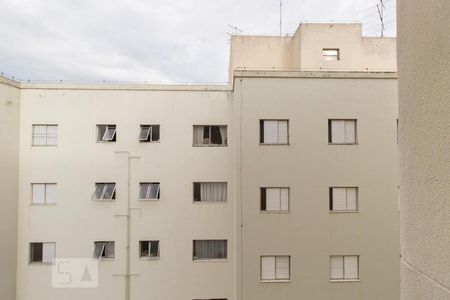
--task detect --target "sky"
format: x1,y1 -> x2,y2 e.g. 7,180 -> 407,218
0,0 -> 396,83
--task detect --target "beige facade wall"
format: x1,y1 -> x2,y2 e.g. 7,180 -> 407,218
15,85 -> 236,300
235,72 -> 399,300
0,77 -> 20,300
229,23 -> 397,81
398,0 -> 450,299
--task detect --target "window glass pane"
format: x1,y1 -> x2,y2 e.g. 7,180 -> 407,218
193,126 -> 204,145
210,126 -> 222,144
330,256 -> 344,279
140,241 -> 149,257
103,127 -> 116,141
263,121 -> 278,144
149,241 -> 159,257
275,256 -> 290,279
261,256 -> 276,280
345,120 -> 356,143
94,184 -> 105,200
346,188 -> 358,210
97,125 -> 106,141
46,125 -> 58,145
266,188 -> 281,211
93,242 -> 105,259
45,184 -> 57,204
344,256 -> 359,279
103,184 -> 116,199
139,183 -> 149,199
332,188 -> 347,211
193,240 -> 227,260
151,125 -> 160,141
148,183 -> 160,199
32,125 -> 47,145
199,182 -> 227,202
32,184 -> 46,204
280,188 -> 289,211
42,243 -> 55,263
105,242 -> 115,258
139,126 -> 151,141
203,126 -> 210,141
30,243 -> 43,263
277,121 -> 288,144
331,120 -> 346,143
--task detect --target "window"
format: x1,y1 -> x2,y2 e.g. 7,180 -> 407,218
92,183 -> 116,200
193,182 -> 227,203
32,125 -> 58,146
193,125 -> 227,146
260,188 -> 289,212
31,183 -> 57,204
193,240 -> 227,260
30,242 -> 55,263
93,241 -> 115,259
328,119 -> 357,144
329,187 -> 358,211
139,183 -> 160,200
261,256 -> 290,281
139,125 -> 160,142
322,48 -> 340,61
259,120 -> 288,144
97,125 -> 116,142
330,255 -> 359,281
139,240 -> 160,259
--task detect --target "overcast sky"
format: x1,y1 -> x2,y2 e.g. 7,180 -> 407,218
0,0 -> 396,83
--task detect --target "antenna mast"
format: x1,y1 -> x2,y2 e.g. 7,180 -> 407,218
279,0 -> 283,35
377,0 -> 386,37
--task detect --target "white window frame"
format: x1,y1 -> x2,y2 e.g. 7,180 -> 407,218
260,255 -> 291,281
260,187 -> 290,212
92,183 -> 116,201
139,125 -> 160,142
32,124 -> 58,146
139,240 -> 160,259
322,48 -> 340,61
259,119 -> 289,145
29,242 -> 56,264
329,187 -> 359,212
138,183 -> 160,200
31,183 -> 57,205
92,241 -> 115,260
330,255 -> 360,281
97,125 -> 116,142
328,119 -> 357,145
193,125 -> 228,147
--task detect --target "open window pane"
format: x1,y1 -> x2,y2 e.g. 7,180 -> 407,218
139,183 -> 160,200
93,242 -> 105,259
103,127 -> 116,141
139,126 -> 151,141
93,183 -> 116,200
98,125 -> 116,142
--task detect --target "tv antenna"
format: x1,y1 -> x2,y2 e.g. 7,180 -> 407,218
377,0 -> 386,37
226,24 -> 243,36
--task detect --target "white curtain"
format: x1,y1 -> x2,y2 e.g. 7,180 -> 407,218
263,121 -> 278,144
193,126 -> 204,145
266,188 -> 281,211
331,120 -> 346,143
345,120 -> 356,143
219,126 -> 227,145
346,188 -> 358,210
275,256 -> 290,279
280,188 -> 289,211
344,256 -> 359,279
330,256 -> 344,279
200,182 -> 227,202
194,240 -> 227,259
45,184 -> 57,204
332,188 -> 347,211
277,121 -> 288,144
261,256 -> 276,280
42,243 -> 56,263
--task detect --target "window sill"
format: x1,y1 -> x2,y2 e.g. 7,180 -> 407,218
29,262 -> 54,265
31,203 -> 57,206
259,143 -> 290,146
31,144 -> 58,147
330,279 -> 360,283
260,210 -> 289,214
193,201 -> 227,204
138,198 -> 160,201
329,210 -> 359,214
328,143 -> 358,145
139,141 -> 160,143
193,144 -> 228,147
139,257 -> 160,260
92,199 -> 116,202
260,279 -> 291,283
192,259 -> 228,262
97,258 -> 115,261
96,141 -> 116,143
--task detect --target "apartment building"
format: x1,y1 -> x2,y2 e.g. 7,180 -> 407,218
0,23 -> 399,300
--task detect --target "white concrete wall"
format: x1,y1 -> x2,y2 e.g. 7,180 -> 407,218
0,76 -> 20,300
235,72 -> 399,300
16,85 -> 236,300
398,0 -> 450,299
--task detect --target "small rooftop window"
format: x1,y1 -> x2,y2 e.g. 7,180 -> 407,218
322,49 -> 340,61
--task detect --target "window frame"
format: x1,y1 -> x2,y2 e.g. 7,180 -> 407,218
139,124 -> 160,143
260,187 -> 290,213
260,255 -> 291,282
193,182 -> 228,203
193,125 -> 228,147
329,187 -> 359,212
92,241 -> 115,260
330,255 -> 360,281
322,48 -> 340,61
259,119 -> 289,145
29,242 -> 56,264
31,183 -> 57,205
92,183 -> 117,201
31,124 -> 58,146
328,119 -> 358,145
139,240 -> 160,259
138,182 -> 161,201
192,240 -> 228,261
97,124 -> 117,143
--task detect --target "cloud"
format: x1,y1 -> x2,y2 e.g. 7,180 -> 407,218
0,0 -> 396,83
